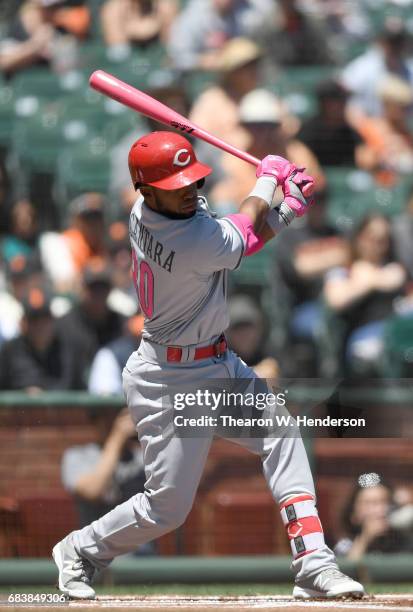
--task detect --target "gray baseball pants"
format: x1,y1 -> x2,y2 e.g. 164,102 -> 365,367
73,339 -> 336,581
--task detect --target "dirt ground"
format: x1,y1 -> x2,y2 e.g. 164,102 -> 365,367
1,594 -> 413,612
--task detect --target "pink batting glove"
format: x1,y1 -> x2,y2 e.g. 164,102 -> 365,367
282,169 -> 315,217
256,155 -> 297,184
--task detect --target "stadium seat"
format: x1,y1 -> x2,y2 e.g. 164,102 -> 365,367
11,108 -> 63,175
56,137 -> 111,203
78,40 -> 167,75
184,71 -> 219,103
315,299 -> 348,379
60,91 -> 108,133
0,85 -> 15,148
103,111 -> 145,145
324,167 -> 412,232
77,40 -> 111,71
381,315 -> 413,378
12,68 -> 65,101
231,242 -> 275,291
270,66 -> 337,119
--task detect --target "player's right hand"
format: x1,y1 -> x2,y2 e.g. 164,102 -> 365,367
256,155 -> 296,184
281,168 -> 315,217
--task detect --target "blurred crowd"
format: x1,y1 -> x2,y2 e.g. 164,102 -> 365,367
334,472 -> 413,558
1,0 -> 413,390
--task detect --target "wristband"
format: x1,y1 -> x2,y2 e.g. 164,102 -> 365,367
266,203 -> 295,235
247,176 -> 277,207
278,201 -> 296,226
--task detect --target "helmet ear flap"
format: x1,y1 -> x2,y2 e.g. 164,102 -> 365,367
197,178 -> 205,189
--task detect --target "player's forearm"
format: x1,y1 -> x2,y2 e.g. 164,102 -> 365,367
258,203 -> 296,245
239,195 -> 272,234
239,176 -> 278,230
73,435 -> 124,501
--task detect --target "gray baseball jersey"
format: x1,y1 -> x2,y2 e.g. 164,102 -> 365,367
129,195 -> 246,345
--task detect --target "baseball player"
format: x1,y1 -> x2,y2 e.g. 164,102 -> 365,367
53,132 -> 365,600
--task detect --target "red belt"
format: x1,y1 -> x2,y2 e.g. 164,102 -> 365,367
166,335 -> 227,363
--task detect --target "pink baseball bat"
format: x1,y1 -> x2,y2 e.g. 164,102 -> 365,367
89,70 -> 260,167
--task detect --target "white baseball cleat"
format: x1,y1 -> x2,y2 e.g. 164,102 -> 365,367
293,567 -> 366,599
52,534 -> 96,599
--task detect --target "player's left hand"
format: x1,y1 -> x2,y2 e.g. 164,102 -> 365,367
282,167 -> 315,217
256,155 -> 296,184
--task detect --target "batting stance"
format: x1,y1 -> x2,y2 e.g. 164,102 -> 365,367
53,132 -> 365,600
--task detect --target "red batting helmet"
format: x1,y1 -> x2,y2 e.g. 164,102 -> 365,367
128,131 -> 212,191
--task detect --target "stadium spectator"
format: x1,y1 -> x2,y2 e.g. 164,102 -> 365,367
40,193 -> 108,293
0,0 -> 90,78
335,474 -> 413,559
341,16 -> 413,117
354,75 -> 413,183
392,187 -> 413,279
301,0 -> 370,54
271,189 -> 349,376
1,198 -> 39,263
299,80 -> 360,167
101,0 -> 178,60
264,0 -> 334,66
88,315 -> 143,395
324,214 -> 407,374
0,255 -> 44,344
0,285 -> 86,391
226,294 -> 279,380
0,165 -> 11,236
62,193 -> 107,272
105,221 -> 137,319
210,88 -> 324,213
189,38 -> 262,151
107,221 -> 133,292
61,407 -> 150,542
167,0 -> 273,71
59,261 -> 126,379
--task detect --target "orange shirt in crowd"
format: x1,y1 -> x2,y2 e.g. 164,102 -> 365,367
62,228 -> 105,272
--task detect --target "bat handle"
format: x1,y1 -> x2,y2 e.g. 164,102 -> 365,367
238,152 -> 261,166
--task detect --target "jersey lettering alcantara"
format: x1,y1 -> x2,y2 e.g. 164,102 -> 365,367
129,195 -> 246,346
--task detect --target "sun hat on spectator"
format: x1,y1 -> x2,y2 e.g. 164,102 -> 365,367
239,89 -> 284,125
217,38 -> 262,72
69,193 -> 105,218
378,75 -> 413,107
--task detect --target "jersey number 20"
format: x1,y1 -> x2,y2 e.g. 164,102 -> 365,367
132,250 -> 154,318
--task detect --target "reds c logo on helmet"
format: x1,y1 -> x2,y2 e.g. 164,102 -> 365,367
173,149 -> 191,167
128,131 -> 212,191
